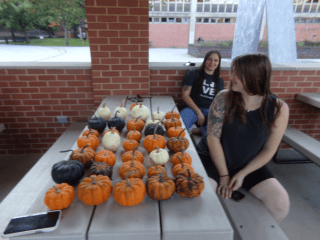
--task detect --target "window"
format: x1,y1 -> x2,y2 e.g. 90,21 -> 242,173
196,18 -> 202,23
149,18 -> 152,22
300,18 -> 307,23
225,18 -> 231,23
169,18 -> 175,23
203,18 -> 209,23
161,18 -> 167,23
307,18 -> 314,24
210,18 -> 216,23
176,18 -> 182,23
154,17 -> 160,23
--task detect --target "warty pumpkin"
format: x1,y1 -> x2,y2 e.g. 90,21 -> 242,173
165,105 -> 181,119
113,171 -> 146,206
164,115 -> 182,131
122,146 -> 144,164
172,147 -> 192,166
149,146 -> 169,166
123,132 -> 139,151
78,175 -> 113,206
143,124 -> 166,153
167,128 -> 189,153
126,127 -> 142,142
167,122 -> 185,138
60,144 -> 95,168
77,132 -> 99,151
114,99 -> 128,120
172,156 -> 194,177
127,116 -> 145,132
175,169 -> 205,198
94,149 -> 116,167
98,103 -> 111,121
89,160 -> 113,179
119,154 -> 145,180
147,168 -> 175,201
147,163 -> 167,178
82,127 -> 99,138
44,183 -> 75,210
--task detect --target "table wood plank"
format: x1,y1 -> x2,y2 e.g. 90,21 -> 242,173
150,96 -> 233,240
88,96 -> 161,240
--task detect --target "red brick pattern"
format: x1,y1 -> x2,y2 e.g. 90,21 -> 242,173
0,69 -> 94,154
86,0 -> 149,107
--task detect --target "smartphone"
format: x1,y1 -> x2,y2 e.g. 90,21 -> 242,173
1,210 -> 61,238
231,190 -> 245,202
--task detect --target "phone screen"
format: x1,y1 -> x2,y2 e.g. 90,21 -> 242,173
231,190 -> 245,202
3,211 -> 60,235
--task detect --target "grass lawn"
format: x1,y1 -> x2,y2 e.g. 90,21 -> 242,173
0,38 -> 90,47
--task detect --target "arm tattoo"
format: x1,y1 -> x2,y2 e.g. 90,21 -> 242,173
182,85 -> 191,91
207,92 -> 226,139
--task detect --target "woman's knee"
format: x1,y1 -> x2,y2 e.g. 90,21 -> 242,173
180,107 -> 197,128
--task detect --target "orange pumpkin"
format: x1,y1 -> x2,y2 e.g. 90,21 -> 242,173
126,127 -> 142,142
77,132 -> 99,151
164,115 -> 182,131
123,132 -> 139,151
82,128 -> 99,138
167,128 -> 189,153
172,156 -> 194,177
175,169 -> 205,198
147,164 -> 167,178
147,168 -> 175,201
119,155 -> 145,180
122,146 -> 144,164
165,105 -> 180,119
60,144 -> 96,168
172,147 -> 192,166
127,116 -> 144,132
78,175 -> 113,205
167,122 -> 185,138
143,133 -> 166,153
103,127 -> 120,137
44,183 -> 75,210
94,149 -> 116,167
113,171 -> 146,206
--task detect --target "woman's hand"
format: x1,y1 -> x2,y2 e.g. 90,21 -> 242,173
197,112 -> 206,126
217,176 -> 233,199
228,171 -> 245,191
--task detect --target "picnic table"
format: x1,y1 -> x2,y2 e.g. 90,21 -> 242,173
0,95 -> 233,240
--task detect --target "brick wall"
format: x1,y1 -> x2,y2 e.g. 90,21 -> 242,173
85,0 -> 150,108
150,69 -> 320,148
0,68 -> 94,154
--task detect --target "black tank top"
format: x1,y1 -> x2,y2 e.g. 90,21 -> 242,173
196,95 -> 277,170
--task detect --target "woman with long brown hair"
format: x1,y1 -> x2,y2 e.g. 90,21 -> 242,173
181,50 -> 224,135
196,53 -> 290,223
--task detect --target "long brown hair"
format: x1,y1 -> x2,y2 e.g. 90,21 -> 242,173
224,53 -> 282,135
196,50 -> 221,86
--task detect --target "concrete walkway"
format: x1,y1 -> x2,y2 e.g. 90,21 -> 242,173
1,45 -> 319,63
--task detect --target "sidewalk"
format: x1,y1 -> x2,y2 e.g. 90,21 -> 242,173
0,45 -> 320,63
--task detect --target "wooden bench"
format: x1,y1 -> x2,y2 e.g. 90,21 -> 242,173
190,134 -> 289,240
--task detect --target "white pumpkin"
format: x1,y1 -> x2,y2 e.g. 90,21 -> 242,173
131,104 -> 150,122
102,129 -> 121,152
145,113 -> 161,127
149,147 -> 169,165
114,99 -> 128,120
98,103 -> 111,121
152,107 -> 165,122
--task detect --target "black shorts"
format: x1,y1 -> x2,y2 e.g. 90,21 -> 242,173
199,154 -> 274,191
83,38 -> 86,41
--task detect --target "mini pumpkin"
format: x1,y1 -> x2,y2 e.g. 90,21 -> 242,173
165,105 -> 180,119
123,132 -> 139,151
152,107 -> 165,122
78,175 -> 113,206
131,104 -> 150,122
114,99 -> 128,120
167,128 -> 189,153
145,113 -> 161,127
89,160 -> 113,179
82,127 -> 99,138
175,169 -> 205,198
94,149 -> 117,167
143,124 -> 166,153
51,152 -> 85,186
108,110 -> 125,132
103,127 -> 120,137
44,183 -> 75,210
147,163 -> 167,178
119,155 -> 145,180
77,132 -> 99,151
88,113 -> 107,133
122,146 -> 144,164
147,168 -> 175,201
172,156 -> 194,177
127,126 -> 142,142
127,116 -> 145,132
167,122 -> 185,138
98,103 -> 111,121
164,115 -> 182,131
144,122 -> 165,136
102,127 -> 121,152
172,147 -> 192,166
149,146 -> 169,166
113,171 -> 146,207
60,144 -> 95,168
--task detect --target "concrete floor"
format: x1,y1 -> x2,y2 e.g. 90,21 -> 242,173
0,154 -> 319,240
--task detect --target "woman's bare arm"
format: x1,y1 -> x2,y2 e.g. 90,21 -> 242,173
181,85 -> 202,116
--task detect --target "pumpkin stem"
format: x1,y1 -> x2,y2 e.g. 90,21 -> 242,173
132,126 -> 136,132
153,122 -> 160,139
177,155 -> 184,168
80,144 -> 90,153
53,185 -> 61,193
125,171 -> 136,186
111,127 -> 115,134
156,146 -> 159,153
177,128 -> 186,139
92,175 -> 97,184
187,168 -> 191,179
60,150 -> 75,160
120,99 -> 125,108
132,146 -> 138,154
171,104 -> 177,113
103,103 -> 106,108
152,113 -> 154,121
159,167 -> 166,183
157,107 -> 160,114
135,116 -> 142,122
115,110 -> 120,118
181,147 -> 185,156
129,131 -> 132,141
139,104 -> 143,108
130,151 -> 136,167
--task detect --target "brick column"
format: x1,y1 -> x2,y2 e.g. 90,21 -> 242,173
85,0 -> 150,107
